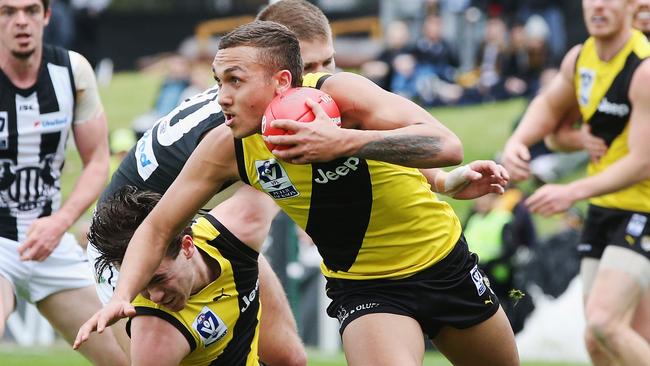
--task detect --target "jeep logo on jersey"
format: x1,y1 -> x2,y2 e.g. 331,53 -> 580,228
254,159 -> 299,199
314,157 -> 360,184
597,98 -> 630,118
193,306 -> 228,347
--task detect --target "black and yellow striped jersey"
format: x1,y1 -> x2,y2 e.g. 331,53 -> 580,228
234,73 -> 462,281
128,215 -> 261,366
575,29 -> 650,212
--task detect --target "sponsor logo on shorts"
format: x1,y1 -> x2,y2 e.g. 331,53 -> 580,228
577,243 -> 592,253
470,265 -> 487,296
626,214 -> 647,237
641,236 -> 650,252
334,302 -> 380,328
193,306 -> 228,346
255,159 -> 299,199
335,305 -> 349,325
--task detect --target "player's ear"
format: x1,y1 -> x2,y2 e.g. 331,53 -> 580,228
273,69 -> 293,95
43,4 -> 52,25
181,235 -> 195,258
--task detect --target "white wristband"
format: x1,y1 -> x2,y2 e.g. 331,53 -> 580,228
434,165 -> 471,196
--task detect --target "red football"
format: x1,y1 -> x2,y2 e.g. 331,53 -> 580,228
261,87 -> 341,152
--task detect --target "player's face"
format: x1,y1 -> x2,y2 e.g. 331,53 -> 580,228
140,250 -> 194,312
0,0 -> 50,60
213,46 -> 281,138
300,37 -> 336,74
583,0 -> 633,39
633,0 -> 650,34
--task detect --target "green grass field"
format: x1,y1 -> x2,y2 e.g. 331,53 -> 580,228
0,73 -> 582,365
0,345 -> 587,366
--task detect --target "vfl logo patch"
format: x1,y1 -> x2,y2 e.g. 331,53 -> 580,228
193,306 -> 228,347
626,214 -> 648,237
579,68 -> 595,106
470,265 -> 487,296
255,159 -> 299,199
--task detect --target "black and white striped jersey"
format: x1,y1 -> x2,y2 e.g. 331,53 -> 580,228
0,45 -> 76,242
100,85 -> 225,203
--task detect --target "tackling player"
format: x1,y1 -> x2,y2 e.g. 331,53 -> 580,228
90,186 -> 276,366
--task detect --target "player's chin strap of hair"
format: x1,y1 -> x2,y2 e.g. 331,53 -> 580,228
433,165 -> 470,197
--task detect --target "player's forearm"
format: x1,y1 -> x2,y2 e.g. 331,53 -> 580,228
510,96 -> 565,147
568,154 -> 650,201
342,124 -> 463,168
56,157 -> 108,228
544,127 -> 584,152
114,222 -> 169,302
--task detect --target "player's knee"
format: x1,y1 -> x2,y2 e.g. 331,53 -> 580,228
583,327 -> 602,355
585,312 -> 626,352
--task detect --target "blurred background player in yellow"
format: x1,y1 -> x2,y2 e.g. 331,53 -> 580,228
502,0 -> 650,364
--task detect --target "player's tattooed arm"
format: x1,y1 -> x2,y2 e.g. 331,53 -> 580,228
355,135 -> 442,166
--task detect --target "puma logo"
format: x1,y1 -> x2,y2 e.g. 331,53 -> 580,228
212,288 -> 231,302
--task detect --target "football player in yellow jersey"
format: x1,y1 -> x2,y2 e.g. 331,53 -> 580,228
87,185 -> 276,366
75,21 -> 518,366
502,0 -> 650,364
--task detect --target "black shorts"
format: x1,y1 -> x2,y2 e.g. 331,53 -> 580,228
580,204 -> 650,259
325,236 -> 500,339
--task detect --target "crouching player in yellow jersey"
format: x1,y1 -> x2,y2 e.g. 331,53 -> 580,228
88,186 -> 276,366
75,21 -> 518,366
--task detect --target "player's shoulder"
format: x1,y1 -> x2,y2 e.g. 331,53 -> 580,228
66,49 -> 92,69
558,44 -> 583,81
629,58 -> 650,100
562,45 -> 583,70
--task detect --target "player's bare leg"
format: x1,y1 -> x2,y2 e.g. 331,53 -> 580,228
258,255 -> 307,366
631,288 -> 650,341
584,257 -> 650,366
111,318 -> 132,356
432,306 -> 519,366
37,285 -> 129,366
0,275 -> 15,337
341,313 -> 425,366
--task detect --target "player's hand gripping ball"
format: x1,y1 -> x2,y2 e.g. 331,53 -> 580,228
261,87 -> 341,151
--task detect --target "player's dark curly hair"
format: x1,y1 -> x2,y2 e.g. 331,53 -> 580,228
88,186 -> 192,280
41,0 -> 50,10
218,20 -> 303,87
